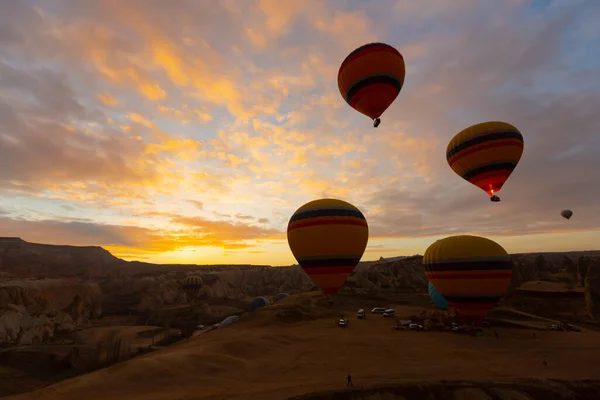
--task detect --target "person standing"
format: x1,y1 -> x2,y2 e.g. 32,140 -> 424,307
347,374 -> 354,387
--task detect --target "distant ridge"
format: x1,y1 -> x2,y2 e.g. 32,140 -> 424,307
0,236 -> 107,249
0,237 -> 25,243
377,256 -> 409,263
1,237 -> 600,274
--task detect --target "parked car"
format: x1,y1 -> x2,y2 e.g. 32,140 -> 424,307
357,309 -> 366,319
371,307 -> 387,314
548,324 -> 561,331
338,319 -> 349,328
383,309 -> 396,318
409,323 -> 424,331
566,324 -> 581,332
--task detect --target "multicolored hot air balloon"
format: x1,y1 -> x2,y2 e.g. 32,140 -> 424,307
249,296 -> 270,312
181,275 -> 203,301
561,209 -> 573,220
428,281 -> 449,310
446,121 -> 524,202
287,199 -> 369,296
423,235 -> 513,324
338,42 -> 405,128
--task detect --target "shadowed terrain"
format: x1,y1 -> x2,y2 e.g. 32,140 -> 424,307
1,238 -> 600,399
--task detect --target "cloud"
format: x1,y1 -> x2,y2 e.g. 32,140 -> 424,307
188,200 -> 204,210
1,0 -> 599,264
0,214 -> 282,256
170,215 -> 282,242
235,214 -> 255,220
97,93 -> 118,107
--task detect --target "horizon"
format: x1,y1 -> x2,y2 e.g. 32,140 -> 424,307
1,1 -> 600,265
2,236 -> 600,268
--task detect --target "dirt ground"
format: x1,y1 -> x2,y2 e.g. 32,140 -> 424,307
6,293 -> 600,400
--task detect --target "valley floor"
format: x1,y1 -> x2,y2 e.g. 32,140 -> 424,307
5,294 -> 600,400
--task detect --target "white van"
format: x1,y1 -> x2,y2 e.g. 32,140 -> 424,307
371,307 -> 387,314
383,309 -> 396,318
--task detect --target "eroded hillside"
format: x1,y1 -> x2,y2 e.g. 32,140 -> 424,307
1,238 -> 600,348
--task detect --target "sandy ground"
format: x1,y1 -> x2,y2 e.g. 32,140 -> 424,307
6,295 -> 600,400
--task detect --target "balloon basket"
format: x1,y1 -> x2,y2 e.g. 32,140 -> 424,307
373,118 -> 381,128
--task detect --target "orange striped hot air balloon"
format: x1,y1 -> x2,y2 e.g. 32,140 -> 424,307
181,275 -> 203,301
287,199 -> 369,296
446,121 -> 524,202
423,235 -> 513,324
338,42 -> 406,128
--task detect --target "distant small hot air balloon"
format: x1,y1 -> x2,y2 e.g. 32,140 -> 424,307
274,293 -> 289,303
423,235 -> 513,324
287,198 -> 369,296
446,121 -> 524,202
338,42 -> 405,128
249,296 -> 270,312
181,275 -> 203,301
561,209 -> 573,220
428,281 -> 449,310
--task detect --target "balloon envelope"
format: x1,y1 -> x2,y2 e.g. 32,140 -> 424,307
428,281 -> 449,310
446,121 -> 524,197
287,198 -> 369,295
423,235 -> 513,323
181,275 -> 203,300
218,315 -> 240,328
561,209 -> 573,220
249,296 -> 270,312
274,293 -> 289,303
338,43 -> 405,122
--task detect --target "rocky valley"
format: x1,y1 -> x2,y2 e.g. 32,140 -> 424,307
1,237 -> 600,398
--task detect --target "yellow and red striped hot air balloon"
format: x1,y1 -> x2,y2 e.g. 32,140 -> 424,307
338,42 -> 406,128
287,199 -> 369,296
181,275 -> 203,301
446,121 -> 524,202
423,235 -> 513,324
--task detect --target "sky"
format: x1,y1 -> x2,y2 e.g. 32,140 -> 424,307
1,0 -> 600,266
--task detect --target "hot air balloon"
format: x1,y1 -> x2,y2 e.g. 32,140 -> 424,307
338,42 -> 405,128
561,209 -> 573,220
274,293 -> 289,303
423,235 -> 513,324
181,275 -> 203,301
428,281 -> 449,310
249,296 -> 270,312
446,121 -> 524,202
287,198 -> 369,296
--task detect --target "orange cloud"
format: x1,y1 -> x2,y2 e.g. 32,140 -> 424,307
97,93 -> 118,106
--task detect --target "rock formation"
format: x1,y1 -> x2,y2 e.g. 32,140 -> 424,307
583,257 -> 600,319
2,238 -> 600,345
0,279 -> 102,345
341,256 -> 428,295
